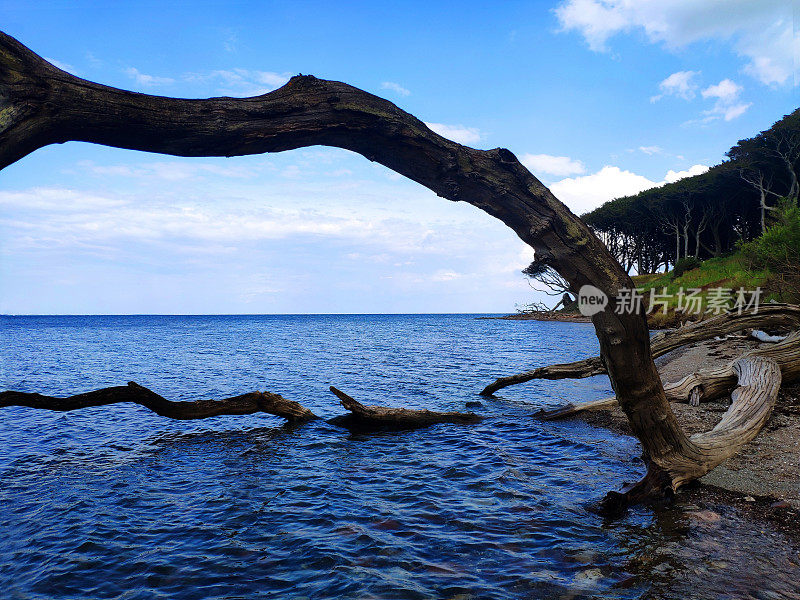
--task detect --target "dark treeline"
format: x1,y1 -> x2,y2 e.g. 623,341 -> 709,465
582,108 -> 800,274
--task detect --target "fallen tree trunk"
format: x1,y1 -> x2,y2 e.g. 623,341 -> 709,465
0,31 -> 777,501
0,381 -> 318,422
482,304 -> 800,396
328,386 -> 482,430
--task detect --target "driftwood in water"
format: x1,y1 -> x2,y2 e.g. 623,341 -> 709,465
482,304 -> 800,396
328,386 -> 482,430
0,30 -> 785,500
0,381 -> 318,422
481,357 -> 605,396
0,381 -> 482,431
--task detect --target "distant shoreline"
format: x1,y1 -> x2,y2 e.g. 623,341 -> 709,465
477,312 -> 592,323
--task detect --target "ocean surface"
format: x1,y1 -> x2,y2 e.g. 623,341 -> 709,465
1,314 -> 798,599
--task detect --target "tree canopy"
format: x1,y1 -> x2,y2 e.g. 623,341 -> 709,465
582,109 -> 800,274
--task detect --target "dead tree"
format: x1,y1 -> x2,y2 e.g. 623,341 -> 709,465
0,31 -> 787,504
328,386 -> 482,430
766,130 -> 800,200
537,329 -> 800,419
741,169 -> 780,233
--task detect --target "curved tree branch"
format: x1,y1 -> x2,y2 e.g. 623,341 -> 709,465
0,381 -> 318,422
0,31 -> 768,496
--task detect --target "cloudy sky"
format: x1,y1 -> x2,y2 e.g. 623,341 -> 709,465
1,0 -> 797,314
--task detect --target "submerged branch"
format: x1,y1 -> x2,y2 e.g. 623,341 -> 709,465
328,386 -> 482,430
0,382 -> 482,432
0,381 -> 319,422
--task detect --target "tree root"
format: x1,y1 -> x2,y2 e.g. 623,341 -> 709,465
327,386 -> 482,431
599,462 -> 675,517
482,304 -> 800,396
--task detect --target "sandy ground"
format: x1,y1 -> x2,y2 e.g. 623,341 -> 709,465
579,336 -> 800,512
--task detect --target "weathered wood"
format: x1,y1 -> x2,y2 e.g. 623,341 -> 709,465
0,31 -> 780,497
662,330 -> 800,405
674,355 -> 782,487
536,395 -> 616,420
482,304 -> 800,396
328,386 -> 481,430
537,331 -> 800,419
481,357 -> 605,396
603,354 -> 781,510
0,381 -> 318,422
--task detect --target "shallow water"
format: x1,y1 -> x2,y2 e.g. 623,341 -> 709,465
1,314 -> 798,599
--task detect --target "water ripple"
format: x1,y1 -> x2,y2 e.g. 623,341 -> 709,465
1,314 -> 798,599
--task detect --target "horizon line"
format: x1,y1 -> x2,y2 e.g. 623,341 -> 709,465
1,311 -> 509,317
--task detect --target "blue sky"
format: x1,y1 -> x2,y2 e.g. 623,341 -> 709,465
0,0 -> 797,314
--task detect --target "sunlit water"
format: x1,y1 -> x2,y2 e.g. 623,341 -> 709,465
1,314 -> 798,599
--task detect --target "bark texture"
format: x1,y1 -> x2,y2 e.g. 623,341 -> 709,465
0,31 -> 777,495
328,386 -> 482,430
482,304 -> 800,396
0,381 -> 318,422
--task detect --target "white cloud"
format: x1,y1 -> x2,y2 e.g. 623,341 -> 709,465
77,160 -> 260,181
550,163 -> 710,214
701,78 -> 742,101
650,70 -> 700,102
718,103 -> 751,121
122,64 -> 292,96
125,67 -> 175,87
551,166 -> 657,215
663,164 -> 710,183
0,188 -> 126,212
553,0 -> 630,52
520,153 -> 586,177
700,78 -> 750,121
555,0 -> 796,86
381,81 -> 410,96
0,183 -> 501,259
638,145 -> 663,155
424,122 -> 482,145
430,270 -> 463,282
184,69 -> 290,96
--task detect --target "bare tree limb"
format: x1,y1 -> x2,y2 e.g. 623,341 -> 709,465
537,330 -> 800,420
0,381 -> 318,422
